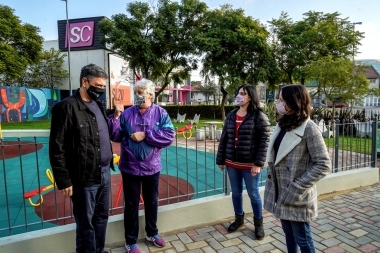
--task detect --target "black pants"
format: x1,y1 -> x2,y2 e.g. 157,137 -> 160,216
122,171 -> 160,245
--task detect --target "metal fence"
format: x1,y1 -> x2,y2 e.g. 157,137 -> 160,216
0,117 -> 378,237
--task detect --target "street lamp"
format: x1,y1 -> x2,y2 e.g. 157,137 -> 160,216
61,0 -> 72,95
352,22 -> 362,62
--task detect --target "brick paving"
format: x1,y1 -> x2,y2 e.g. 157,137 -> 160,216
107,184 -> 380,253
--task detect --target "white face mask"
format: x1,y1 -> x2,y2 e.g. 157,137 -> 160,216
275,101 -> 288,115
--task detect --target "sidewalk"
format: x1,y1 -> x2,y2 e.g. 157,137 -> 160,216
107,184 -> 380,253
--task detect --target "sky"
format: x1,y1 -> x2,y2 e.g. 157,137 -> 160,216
2,0 -> 380,79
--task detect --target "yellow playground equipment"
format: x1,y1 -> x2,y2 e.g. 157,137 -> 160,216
23,169 -> 56,207
176,123 -> 193,139
23,154 -> 121,207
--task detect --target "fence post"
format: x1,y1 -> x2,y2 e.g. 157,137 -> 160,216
224,172 -> 230,195
371,114 -> 378,168
334,118 -> 340,172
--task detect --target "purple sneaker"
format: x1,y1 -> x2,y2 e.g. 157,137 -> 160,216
125,243 -> 140,253
146,234 -> 166,247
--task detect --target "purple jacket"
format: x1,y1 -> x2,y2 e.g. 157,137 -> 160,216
108,104 -> 175,176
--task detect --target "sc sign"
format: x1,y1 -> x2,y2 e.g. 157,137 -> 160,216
65,21 -> 95,48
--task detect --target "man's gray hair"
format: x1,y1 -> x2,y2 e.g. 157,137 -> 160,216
134,78 -> 156,100
79,64 -> 108,86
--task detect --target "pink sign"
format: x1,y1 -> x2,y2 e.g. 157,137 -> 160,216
65,21 -> 94,48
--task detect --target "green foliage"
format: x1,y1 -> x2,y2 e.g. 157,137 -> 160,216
0,5 -> 43,84
196,4 -> 280,119
99,0 -> 208,99
197,77 -> 218,104
262,102 -> 277,126
15,48 -> 68,88
269,11 -> 364,84
307,56 -> 369,105
198,4 -> 280,85
312,107 -> 360,123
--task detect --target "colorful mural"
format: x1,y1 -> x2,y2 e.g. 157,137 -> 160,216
0,86 -> 60,122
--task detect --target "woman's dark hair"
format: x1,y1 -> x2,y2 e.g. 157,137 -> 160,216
236,84 -> 263,113
278,84 -> 312,131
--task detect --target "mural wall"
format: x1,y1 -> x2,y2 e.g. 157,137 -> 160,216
0,86 -> 61,122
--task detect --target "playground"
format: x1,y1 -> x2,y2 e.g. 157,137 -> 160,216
0,136 -> 227,237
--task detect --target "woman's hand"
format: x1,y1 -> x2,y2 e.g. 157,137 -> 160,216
218,164 -> 225,171
114,104 -> 124,119
251,165 -> 262,177
130,131 -> 145,142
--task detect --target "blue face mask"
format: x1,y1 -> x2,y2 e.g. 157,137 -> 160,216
134,94 -> 145,106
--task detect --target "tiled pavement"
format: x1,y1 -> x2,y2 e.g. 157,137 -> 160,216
107,184 -> 380,253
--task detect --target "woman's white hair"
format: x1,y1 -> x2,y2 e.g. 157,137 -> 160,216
133,78 -> 155,100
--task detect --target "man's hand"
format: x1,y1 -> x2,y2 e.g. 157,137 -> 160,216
218,164 -> 225,171
114,104 -> 124,119
61,186 -> 73,196
130,131 -> 145,142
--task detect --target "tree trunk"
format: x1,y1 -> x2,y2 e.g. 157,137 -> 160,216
287,72 -> 293,84
220,84 -> 228,120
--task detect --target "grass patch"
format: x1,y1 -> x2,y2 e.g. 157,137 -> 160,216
172,119 -> 224,130
1,120 -> 52,130
324,136 -> 373,155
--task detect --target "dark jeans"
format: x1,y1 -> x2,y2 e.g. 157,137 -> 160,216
121,171 -> 160,245
71,167 -> 110,253
280,219 -> 315,253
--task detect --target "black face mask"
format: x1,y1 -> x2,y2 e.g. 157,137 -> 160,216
87,85 -> 105,101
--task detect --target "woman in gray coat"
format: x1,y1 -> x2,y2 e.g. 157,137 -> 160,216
264,85 -> 331,253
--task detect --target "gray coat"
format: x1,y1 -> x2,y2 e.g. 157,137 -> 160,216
263,119 -> 331,222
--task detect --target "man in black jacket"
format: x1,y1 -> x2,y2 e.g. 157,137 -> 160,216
49,64 -> 114,253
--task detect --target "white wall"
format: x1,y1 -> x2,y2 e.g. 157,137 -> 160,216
42,40 -> 115,107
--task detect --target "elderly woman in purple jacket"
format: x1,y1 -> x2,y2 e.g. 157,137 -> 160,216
108,79 -> 175,253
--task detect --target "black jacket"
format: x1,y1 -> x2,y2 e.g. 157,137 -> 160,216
216,108 -> 270,167
49,89 -> 114,189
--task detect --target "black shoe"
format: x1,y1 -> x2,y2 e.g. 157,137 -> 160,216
254,217 -> 265,240
228,213 -> 245,232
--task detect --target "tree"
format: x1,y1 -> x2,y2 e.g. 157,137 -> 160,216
269,11 -> 364,85
99,0 -> 207,100
198,77 -> 217,104
196,4 -> 279,119
21,48 -> 68,89
0,5 -> 43,85
306,56 -> 369,109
